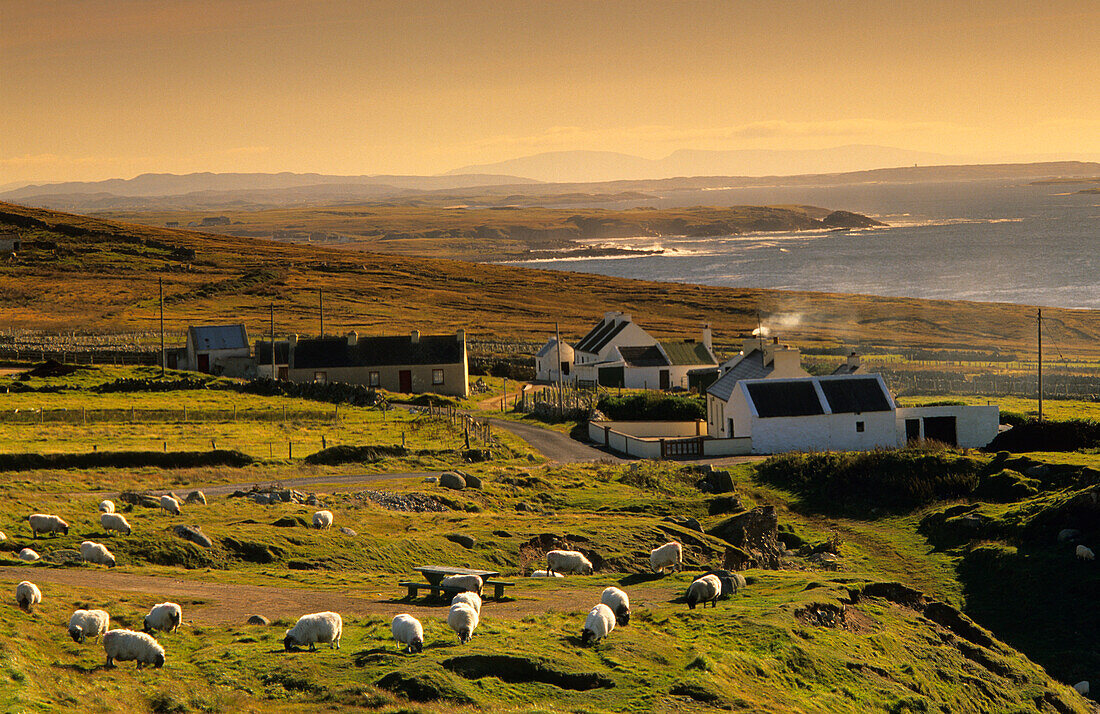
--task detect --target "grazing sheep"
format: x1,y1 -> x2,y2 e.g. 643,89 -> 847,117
1076,545 -> 1095,561
103,629 -> 165,669
18,548 -> 40,562
1073,680 -> 1089,696
98,500 -> 115,514
0,531 -> 5,542
546,549 -> 593,576
284,612 -> 342,652
15,581 -> 41,612
80,541 -> 117,568
530,570 -> 563,578
160,495 -> 181,516
581,603 -> 615,645
28,513 -> 69,538
601,586 -> 631,626
687,574 -> 722,610
650,541 -> 683,574
441,574 -> 483,596
447,602 -> 479,644
143,602 -> 183,634
312,510 -> 333,529
391,614 -> 424,653
451,591 -> 482,615
100,513 -> 132,536
68,609 -> 110,643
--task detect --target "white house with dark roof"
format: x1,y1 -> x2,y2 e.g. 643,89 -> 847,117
708,373 -> 998,453
169,324 -> 251,376
571,312 -> 717,389
535,337 -> 575,383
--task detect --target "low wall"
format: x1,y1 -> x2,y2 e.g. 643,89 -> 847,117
588,420 -> 704,438
588,421 -> 752,459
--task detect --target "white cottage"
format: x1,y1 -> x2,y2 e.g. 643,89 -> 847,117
169,324 -> 251,376
535,337 -> 575,383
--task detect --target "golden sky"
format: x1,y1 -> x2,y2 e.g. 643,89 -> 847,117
2,0 -> 1098,183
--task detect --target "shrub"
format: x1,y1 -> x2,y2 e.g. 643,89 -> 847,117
0,449 -> 252,472
983,418 -> 1100,453
597,392 -> 704,421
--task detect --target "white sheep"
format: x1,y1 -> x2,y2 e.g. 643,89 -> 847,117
160,495 -> 181,516
687,574 -> 722,609
530,570 -> 563,578
80,541 -> 117,568
546,549 -> 593,576
18,548 -> 40,562
28,513 -> 69,537
100,513 -> 132,536
1076,545 -> 1094,561
441,574 -> 483,596
312,510 -> 333,529
0,531 -> 6,542
143,602 -> 183,634
1073,680 -> 1089,696
98,500 -> 115,514
447,602 -> 479,644
15,581 -> 41,612
581,603 -> 615,645
650,541 -> 683,574
391,614 -> 424,653
451,591 -> 482,615
601,586 -> 631,626
284,611 -> 342,652
68,609 -> 110,643
103,629 -> 165,669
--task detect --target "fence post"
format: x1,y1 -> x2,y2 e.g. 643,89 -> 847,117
288,441 -> 293,459
82,406 -> 86,425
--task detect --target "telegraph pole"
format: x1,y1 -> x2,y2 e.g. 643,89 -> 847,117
555,321 -> 563,416
270,303 -> 276,380
319,289 -> 324,337
1037,308 -> 1043,423
159,277 -> 165,376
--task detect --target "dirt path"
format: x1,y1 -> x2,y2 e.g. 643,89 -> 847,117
0,567 -> 679,626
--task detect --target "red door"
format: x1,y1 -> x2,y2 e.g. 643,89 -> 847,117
399,370 -> 412,392
197,354 -> 210,373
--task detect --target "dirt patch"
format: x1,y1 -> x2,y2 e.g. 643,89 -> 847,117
441,654 -> 613,691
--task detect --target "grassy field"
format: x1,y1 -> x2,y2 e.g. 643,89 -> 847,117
2,201 -> 1099,362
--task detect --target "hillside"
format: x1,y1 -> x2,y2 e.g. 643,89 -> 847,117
0,201 -> 1098,359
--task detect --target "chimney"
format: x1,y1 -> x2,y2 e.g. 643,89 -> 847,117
846,352 -> 861,370
456,328 -> 466,344
347,331 -> 358,346
701,323 -> 712,350
289,333 -> 298,346
742,335 -> 764,358
771,346 -> 803,376
410,330 -> 420,344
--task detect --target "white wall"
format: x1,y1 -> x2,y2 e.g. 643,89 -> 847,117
748,411 -> 897,455
895,405 -> 999,448
590,420 -> 704,438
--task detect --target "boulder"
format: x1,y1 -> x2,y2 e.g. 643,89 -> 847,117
707,496 -> 743,515
707,506 -> 783,569
662,515 -> 702,532
339,527 -> 357,536
119,491 -> 161,509
699,569 -> 738,598
445,533 -> 477,549
464,474 -> 484,490
185,490 -> 207,505
440,472 -> 467,490
173,524 -> 213,548
246,615 -> 269,626
492,530 -> 512,538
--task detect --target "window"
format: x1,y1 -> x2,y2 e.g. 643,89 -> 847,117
432,369 -> 444,385
368,371 -> 380,387
855,420 -> 865,433
314,371 -> 327,384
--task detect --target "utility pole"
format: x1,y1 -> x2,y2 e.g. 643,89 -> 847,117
319,289 -> 324,337
555,321 -> 563,416
159,277 -> 165,376
1037,308 -> 1043,423
270,302 -> 276,381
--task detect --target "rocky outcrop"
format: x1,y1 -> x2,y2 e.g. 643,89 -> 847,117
821,210 -> 885,228
707,506 -> 784,569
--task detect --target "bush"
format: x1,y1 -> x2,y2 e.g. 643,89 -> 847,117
983,419 -> 1100,453
597,392 -> 704,421
0,449 -> 253,472
756,447 -> 982,516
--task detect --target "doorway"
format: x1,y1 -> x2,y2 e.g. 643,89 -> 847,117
399,370 -> 412,392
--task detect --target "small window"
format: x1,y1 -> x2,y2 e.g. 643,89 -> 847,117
855,421 -> 865,433
369,371 -> 380,387
314,371 -> 327,384
432,369 -> 444,385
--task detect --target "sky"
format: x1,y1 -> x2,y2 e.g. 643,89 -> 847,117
2,0 -> 1099,184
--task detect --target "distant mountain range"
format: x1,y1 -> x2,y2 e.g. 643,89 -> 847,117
445,145 -> 959,182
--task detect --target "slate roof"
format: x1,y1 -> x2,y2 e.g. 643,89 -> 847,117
189,324 -> 248,351
745,381 -> 825,418
818,376 -> 892,413
293,335 -> 464,369
660,340 -> 717,366
832,363 -> 860,375
536,338 -> 573,359
255,340 -> 290,365
705,350 -> 773,401
619,345 -> 669,367
575,319 -> 629,354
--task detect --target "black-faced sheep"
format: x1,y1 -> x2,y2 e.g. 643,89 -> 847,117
80,541 -> 116,568
28,513 -> 68,538
1076,545 -> 1094,561
100,513 -> 132,536
143,602 -> 183,634
581,603 -> 615,645
687,574 -> 722,609
103,629 -> 165,669
441,574 -> 482,596
160,495 -> 181,516
312,510 -> 333,529
15,581 -> 41,612
391,614 -> 424,653
69,609 -> 110,643
601,586 -> 630,626
447,602 -> 479,644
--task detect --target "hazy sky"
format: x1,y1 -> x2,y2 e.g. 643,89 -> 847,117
2,0 -> 1098,183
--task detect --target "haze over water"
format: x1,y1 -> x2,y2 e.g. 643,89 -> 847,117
503,180 -> 1100,310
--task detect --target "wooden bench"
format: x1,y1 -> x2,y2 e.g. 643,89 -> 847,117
397,580 -> 516,601
483,579 -> 515,600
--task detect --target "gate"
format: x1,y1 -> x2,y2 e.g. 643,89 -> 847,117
660,437 -> 703,459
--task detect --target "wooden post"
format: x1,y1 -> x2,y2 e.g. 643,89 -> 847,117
288,441 -> 293,458
233,404 -> 237,422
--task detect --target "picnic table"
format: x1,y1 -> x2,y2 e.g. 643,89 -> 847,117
399,565 -> 515,601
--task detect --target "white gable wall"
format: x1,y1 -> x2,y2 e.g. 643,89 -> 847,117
895,405 -> 999,448
747,411 -> 897,454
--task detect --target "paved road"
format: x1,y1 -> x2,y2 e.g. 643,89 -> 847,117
488,418 -> 624,464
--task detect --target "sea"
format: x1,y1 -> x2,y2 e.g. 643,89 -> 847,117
500,179 -> 1100,310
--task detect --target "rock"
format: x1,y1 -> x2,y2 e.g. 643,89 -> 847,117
173,524 -> 213,548
339,527 -> 357,536
492,530 -> 512,538
440,472 -> 467,490
1058,528 -> 1082,544
1025,464 -> 1050,479
662,515 -> 702,532
464,474 -> 483,490
463,448 -> 491,463
821,210 -> 884,228
119,491 -> 161,509
185,490 -> 207,505
810,552 -> 839,570
424,476 -> 439,484
707,506 -> 783,569
700,569 -> 739,598
445,533 -> 476,549
708,470 -> 735,493
306,495 -> 321,507
515,502 -> 536,512
247,615 -> 269,626
707,495 -> 743,515
250,493 -> 273,505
